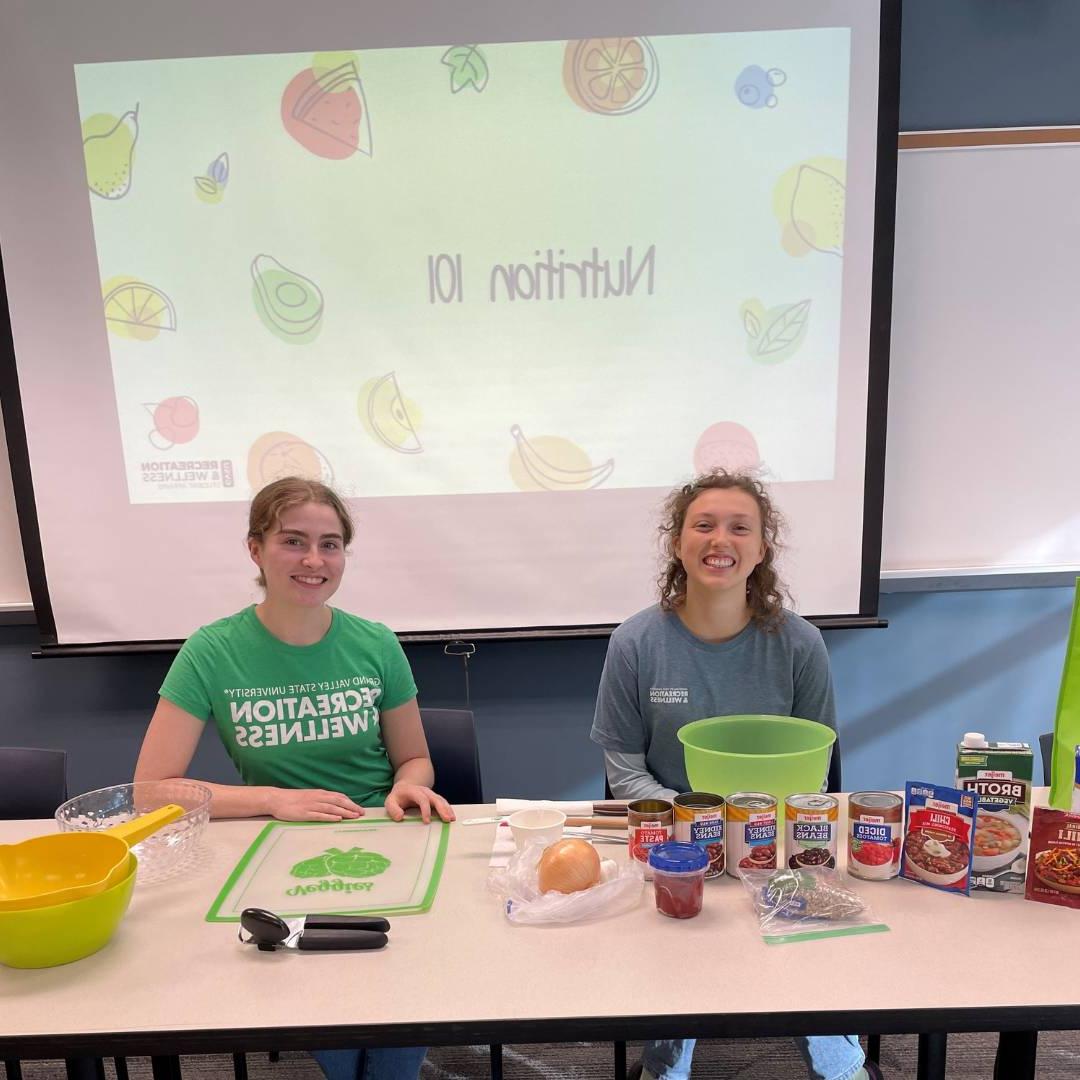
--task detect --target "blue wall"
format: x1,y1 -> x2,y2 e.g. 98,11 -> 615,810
1,1 -> 1076,804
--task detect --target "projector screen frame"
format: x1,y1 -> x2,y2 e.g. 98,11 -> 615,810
0,0 -> 902,654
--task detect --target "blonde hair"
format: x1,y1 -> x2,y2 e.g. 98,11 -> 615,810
247,477 -> 353,588
656,470 -> 787,630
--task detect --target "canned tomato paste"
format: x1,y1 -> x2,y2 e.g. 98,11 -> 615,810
674,792 -> 725,878
848,791 -> 903,880
785,794 -> 838,868
725,792 -> 777,877
628,799 -> 674,880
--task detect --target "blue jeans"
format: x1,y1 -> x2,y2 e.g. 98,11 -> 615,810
310,1046 -> 428,1080
642,1035 -> 865,1080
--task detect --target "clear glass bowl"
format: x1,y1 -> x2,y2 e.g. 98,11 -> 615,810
55,780 -> 212,885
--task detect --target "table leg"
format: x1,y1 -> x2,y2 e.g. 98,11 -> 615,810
490,1043 -> 503,1080
64,1060 -> 104,1080
150,1055 -> 183,1080
993,1031 -> 1037,1080
614,1039 -> 627,1080
866,1034 -> 881,1063
232,1052 -> 249,1080
4,1061 -> 23,1080
916,1033 -> 947,1080
114,1059 -> 130,1080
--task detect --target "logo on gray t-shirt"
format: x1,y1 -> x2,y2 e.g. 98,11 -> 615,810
649,687 -> 689,704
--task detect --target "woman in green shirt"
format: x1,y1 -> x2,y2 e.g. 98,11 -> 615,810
136,476 -> 452,1080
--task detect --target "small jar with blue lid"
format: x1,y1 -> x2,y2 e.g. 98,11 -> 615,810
648,841 -> 708,919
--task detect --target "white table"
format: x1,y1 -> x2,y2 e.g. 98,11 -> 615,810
0,797 -> 1074,1080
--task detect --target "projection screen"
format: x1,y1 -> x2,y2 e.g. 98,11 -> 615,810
0,0 -> 898,647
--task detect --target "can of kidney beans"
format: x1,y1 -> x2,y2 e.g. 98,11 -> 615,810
848,791 -> 903,880
785,793 -> 838,869
628,799 -> 674,880
673,792 -> 725,878
725,792 -> 777,877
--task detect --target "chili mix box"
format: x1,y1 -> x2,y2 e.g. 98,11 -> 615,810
1026,806 -> 1080,910
901,781 -> 979,895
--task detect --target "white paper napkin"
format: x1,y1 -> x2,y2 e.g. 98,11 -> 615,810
494,798 -> 593,816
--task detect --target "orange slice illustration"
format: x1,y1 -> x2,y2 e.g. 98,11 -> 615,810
563,38 -> 659,116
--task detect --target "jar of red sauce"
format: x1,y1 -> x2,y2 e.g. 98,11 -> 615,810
647,842 -> 708,919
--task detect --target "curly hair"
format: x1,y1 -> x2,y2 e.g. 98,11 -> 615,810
247,477 -> 354,589
656,470 -> 788,629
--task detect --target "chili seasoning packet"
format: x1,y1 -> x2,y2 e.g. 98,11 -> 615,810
901,781 -> 979,895
1025,806 -> 1080,910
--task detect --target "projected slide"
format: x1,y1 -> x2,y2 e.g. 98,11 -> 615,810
75,30 -> 850,505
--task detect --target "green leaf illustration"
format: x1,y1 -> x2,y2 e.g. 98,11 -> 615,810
756,299 -> 811,357
194,176 -> 219,196
290,851 -> 334,878
742,308 -> 762,339
441,45 -> 489,94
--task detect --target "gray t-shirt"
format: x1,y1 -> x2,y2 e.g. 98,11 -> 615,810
590,605 -> 836,795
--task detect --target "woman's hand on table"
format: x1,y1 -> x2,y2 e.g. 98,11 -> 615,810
267,788 -> 365,822
384,782 -> 456,824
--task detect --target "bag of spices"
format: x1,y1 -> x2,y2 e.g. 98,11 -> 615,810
1025,806 -> 1080,910
737,865 -> 888,944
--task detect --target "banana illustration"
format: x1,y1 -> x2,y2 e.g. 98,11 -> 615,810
509,425 -> 614,491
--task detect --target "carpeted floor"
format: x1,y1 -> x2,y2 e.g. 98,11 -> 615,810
10,1033 -> 1080,1079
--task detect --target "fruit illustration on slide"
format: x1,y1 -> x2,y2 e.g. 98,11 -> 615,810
735,65 -> 787,109
509,425 -> 614,491
194,152 -> 229,204
146,396 -> 199,450
359,372 -> 423,454
563,38 -> 658,116
247,431 -> 334,489
692,422 -> 761,475
251,254 -> 324,343
82,105 -> 139,200
102,275 -> 177,340
773,158 -> 846,258
740,297 -> 811,364
281,52 -> 372,160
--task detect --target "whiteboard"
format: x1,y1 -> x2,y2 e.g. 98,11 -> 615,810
5,139 -> 1079,610
882,141 -> 1080,584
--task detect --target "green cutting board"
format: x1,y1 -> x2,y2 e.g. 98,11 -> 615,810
206,819 -> 449,922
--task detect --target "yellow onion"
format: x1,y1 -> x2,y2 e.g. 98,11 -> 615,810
537,838 -> 601,894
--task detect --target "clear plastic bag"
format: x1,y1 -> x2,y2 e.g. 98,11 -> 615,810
487,841 -> 645,925
737,865 -> 889,944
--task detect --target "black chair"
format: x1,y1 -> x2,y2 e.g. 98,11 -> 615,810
1039,731 -> 1054,785
420,707 -> 483,803
0,747 -> 67,819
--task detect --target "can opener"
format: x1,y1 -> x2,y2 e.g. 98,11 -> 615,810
239,907 -> 390,951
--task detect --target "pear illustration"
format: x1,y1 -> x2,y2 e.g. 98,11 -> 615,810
82,105 -> 139,200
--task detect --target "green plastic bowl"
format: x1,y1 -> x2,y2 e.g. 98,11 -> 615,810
677,715 -> 836,804
0,852 -> 136,969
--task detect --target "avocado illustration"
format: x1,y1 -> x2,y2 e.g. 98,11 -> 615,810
290,846 -> 392,880
251,254 -> 324,343
82,105 -> 139,200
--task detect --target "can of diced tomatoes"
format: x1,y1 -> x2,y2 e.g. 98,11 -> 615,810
848,791 -> 903,880
725,792 -> 777,877
673,792 -> 725,878
628,799 -> 674,880
785,794 -> 839,869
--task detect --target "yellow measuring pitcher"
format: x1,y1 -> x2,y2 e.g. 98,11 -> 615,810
0,803 -> 183,911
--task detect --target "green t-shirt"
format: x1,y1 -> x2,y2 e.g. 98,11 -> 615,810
159,606 -> 417,806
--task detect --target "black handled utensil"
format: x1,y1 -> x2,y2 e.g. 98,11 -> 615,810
239,908 -> 390,951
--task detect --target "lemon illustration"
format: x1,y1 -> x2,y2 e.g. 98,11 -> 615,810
509,425 -> 614,491
772,158 -> 845,257
102,275 -> 177,341
251,254 -> 324,343
359,373 -> 423,454
82,106 -> 139,200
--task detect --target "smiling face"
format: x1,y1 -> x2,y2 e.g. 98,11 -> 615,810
248,501 -> 347,609
674,488 -> 766,602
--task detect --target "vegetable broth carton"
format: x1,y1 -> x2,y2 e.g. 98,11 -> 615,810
955,732 -> 1033,894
